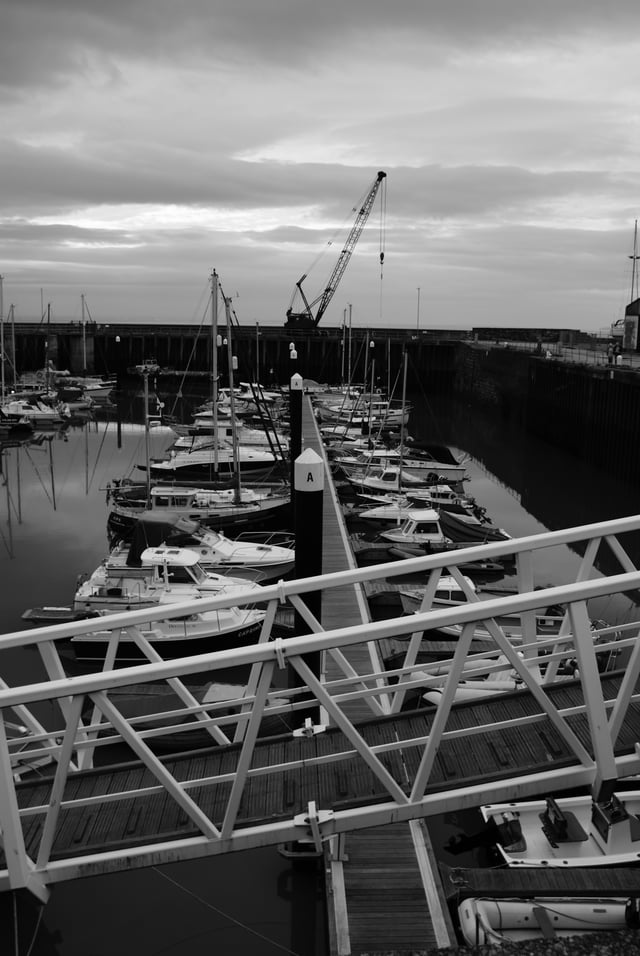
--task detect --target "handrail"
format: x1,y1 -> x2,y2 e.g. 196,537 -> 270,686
2,511 -> 640,900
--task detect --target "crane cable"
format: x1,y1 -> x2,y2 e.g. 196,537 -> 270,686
378,172 -> 387,321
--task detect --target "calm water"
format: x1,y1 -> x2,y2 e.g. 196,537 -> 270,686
0,409 -> 326,956
1,391 -> 640,953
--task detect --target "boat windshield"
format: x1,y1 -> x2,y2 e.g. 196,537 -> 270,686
186,564 -> 208,584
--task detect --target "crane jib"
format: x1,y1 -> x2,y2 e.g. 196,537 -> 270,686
285,171 -> 387,330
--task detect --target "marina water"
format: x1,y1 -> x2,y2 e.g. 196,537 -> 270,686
1,389 -> 639,954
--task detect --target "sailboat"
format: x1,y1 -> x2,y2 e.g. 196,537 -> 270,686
139,274 -> 286,482
108,273 -> 291,538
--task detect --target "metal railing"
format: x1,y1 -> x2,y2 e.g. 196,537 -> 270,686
2,515 -> 640,900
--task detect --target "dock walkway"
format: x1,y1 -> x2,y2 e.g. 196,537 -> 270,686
303,397 -> 456,954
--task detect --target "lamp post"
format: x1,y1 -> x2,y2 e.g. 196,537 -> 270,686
367,339 -> 375,435
81,292 -> 87,374
416,286 -> 421,332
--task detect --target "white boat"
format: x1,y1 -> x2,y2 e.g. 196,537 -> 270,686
335,447 -> 467,484
458,895 -> 633,946
314,397 -> 410,428
73,545 -> 265,615
0,396 -> 70,426
109,513 -> 296,583
353,487 -> 479,525
68,592 -> 266,662
481,789 -> 640,867
107,482 -> 291,540
380,508 -> 458,548
171,419 -> 288,451
345,465 -> 434,494
399,577 -> 575,642
144,440 -> 285,481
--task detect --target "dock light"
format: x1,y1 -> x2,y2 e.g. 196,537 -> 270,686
115,336 -> 121,344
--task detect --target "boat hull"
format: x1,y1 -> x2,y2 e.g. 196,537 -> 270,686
458,896 -> 631,945
66,617 -> 265,665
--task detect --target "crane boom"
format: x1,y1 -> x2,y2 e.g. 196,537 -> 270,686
285,170 -> 386,329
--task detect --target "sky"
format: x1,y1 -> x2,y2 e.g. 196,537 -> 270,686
2,1 -> 640,334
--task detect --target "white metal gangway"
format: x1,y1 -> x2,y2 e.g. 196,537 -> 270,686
2,515 -> 640,903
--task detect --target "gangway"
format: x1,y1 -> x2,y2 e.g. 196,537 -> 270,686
2,516 -> 640,903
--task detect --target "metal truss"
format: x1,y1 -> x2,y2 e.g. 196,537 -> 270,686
2,515 -> 640,901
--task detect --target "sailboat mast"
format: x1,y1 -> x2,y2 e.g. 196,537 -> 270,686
0,274 -> 4,402
211,269 -> 219,476
398,348 -> 408,493
81,293 -> 87,374
224,296 -> 241,502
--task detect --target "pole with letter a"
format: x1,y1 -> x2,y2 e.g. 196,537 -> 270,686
292,448 -> 324,701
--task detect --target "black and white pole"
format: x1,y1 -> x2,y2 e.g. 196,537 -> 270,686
292,447 -> 324,695
289,370 -> 303,500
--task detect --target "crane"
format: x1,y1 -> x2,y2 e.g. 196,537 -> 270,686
284,170 -> 387,330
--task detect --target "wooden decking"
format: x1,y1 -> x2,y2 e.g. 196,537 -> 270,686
304,399 -> 456,954
439,862 -> 640,900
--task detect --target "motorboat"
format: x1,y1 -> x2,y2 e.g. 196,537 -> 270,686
481,789 -> 640,867
379,508 -> 457,549
0,396 -> 70,427
349,487 -> 482,527
397,582 -> 606,649
457,895 -> 634,946
349,509 -> 453,564
73,545 -> 265,615
335,447 -> 467,484
107,482 -> 291,540
381,508 -> 511,549
108,512 -> 296,583
67,592 -> 266,662
344,466 -> 437,495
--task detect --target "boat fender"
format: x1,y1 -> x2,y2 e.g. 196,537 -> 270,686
626,897 -> 640,927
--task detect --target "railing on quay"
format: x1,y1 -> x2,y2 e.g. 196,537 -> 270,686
2,514 -> 640,901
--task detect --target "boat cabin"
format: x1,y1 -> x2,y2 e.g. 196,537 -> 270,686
380,509 -> 450,547
431,575 -> 477,606
139,547 -> 213,586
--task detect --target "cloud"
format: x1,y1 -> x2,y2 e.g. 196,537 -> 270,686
1,0 -> 639,332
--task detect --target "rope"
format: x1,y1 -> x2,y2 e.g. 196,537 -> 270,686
23,902 -> 45,956
151,866 -> 305,955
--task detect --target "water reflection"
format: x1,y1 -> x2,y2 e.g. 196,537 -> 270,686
2,390 -> 640,954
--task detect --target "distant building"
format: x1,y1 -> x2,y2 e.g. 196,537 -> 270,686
613,298 -> 640,351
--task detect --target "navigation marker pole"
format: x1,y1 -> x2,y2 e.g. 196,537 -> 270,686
291,447 -> 324,713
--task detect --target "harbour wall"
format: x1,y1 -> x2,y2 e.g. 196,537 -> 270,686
9,322 -> 640,483
453,343 -> 640,485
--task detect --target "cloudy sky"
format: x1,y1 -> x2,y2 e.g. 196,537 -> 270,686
2,1 -> 640,333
